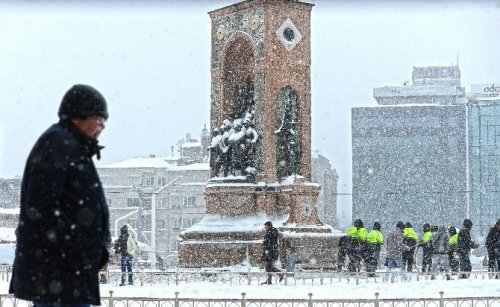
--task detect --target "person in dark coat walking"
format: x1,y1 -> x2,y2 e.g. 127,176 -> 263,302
261,221 -> 283,284
485,219 -> 500,274
9,84 -> 111,307
457,218 -> 479,279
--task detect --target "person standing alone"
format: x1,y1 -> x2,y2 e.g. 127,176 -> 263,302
9,84 -> 111,307
261,221 -> 283,284
114,225 -> 139,286
457,219 -> 479,279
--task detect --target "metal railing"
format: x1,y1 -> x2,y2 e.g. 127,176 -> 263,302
100,268 -> 500,287
1,291 -> 499,307
1,264 -> 499,286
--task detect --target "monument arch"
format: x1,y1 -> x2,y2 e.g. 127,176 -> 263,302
220,32 -> 257,122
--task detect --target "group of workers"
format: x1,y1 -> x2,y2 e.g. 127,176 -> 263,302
338,218 -> 500,279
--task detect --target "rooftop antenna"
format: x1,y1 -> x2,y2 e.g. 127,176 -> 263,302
456,50 -> 460,67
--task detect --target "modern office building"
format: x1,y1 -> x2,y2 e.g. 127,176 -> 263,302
352,65 -> 469,232
467,84 -> 500,237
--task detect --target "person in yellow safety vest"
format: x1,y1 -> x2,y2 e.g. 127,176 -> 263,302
418,223 -> 433,272
346,219 -> 367,272
448,226 -> 459,273
402,222 -> 418,272
366,222 -> 384,277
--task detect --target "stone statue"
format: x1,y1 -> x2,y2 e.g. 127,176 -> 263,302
275,89 -> 301,180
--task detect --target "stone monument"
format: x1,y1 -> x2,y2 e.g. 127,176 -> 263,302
178,0 -> 342,269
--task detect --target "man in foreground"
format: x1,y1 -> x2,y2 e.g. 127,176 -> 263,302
9,84 -> 111,307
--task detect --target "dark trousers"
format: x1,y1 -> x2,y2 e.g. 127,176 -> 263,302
488,253 -> 500,272
264,259 -> 281,284
402,250 -> 415,272
121,254 -> 133,285
337,246 -> 348,271
422,250 -> 432,272
365,245 -> 380,276
448,253 -> 459,272
459,251 -> 472,278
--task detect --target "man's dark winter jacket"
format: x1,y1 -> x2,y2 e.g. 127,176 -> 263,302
262,227 -> 279,261
457,227 -> 474,254
9,121 -> 110,305
486,227 -> 500,256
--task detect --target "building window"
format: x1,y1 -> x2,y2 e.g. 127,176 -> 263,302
127,198 -> 141,207
171,240 -> 178,252
158,197 -> 168,208
157,241 -> 167,252
182,217 -> 196,229
184,196 -> 197,207
157,177 -> 166,187
144,177 -> 155,188
172,218 -> 182,229
157,220 -> 166,229
128,176 -> 141,187
171,196 -> 184,209
143,219 -> 151,230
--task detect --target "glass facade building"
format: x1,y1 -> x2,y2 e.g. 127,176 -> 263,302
352,105 -> 468,231
467,98 -> 500,237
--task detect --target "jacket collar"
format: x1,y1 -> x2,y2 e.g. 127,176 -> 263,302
59,120 -> 104,160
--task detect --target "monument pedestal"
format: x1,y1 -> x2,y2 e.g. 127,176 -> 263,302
178,178 -> 342,269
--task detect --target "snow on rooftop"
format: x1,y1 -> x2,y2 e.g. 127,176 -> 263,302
99,156 -> 209,171
0,228 -> 16,242
0,208 -> 19,215
181,141 -> 202,148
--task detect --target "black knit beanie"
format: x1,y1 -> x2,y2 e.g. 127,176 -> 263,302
58,84 -> 108,121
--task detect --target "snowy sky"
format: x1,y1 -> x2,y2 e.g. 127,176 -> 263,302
0,0 -> 499,217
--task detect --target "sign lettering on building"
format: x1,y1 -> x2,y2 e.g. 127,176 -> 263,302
471,84 -> 500,94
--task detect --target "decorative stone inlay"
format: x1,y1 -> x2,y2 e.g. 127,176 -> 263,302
275,17 -> 302,52
249,15 -> 260,31
216,24 -> 225,40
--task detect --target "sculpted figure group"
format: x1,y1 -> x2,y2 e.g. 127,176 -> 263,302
209,110 -> 259,181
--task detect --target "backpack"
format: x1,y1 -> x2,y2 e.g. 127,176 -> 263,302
127,234 -> 140,258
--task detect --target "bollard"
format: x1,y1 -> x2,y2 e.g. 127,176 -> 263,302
174,291 -> 180,307
374,292 -> 380,307
108,290 -> 114,307
241,292 -> 246,307
308,293 -> 313,307
439,291 -> 444,307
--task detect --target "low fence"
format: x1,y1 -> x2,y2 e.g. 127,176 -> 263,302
0,291 -> 499,307
1,264 -> 499,287
100,269 -> 500,287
